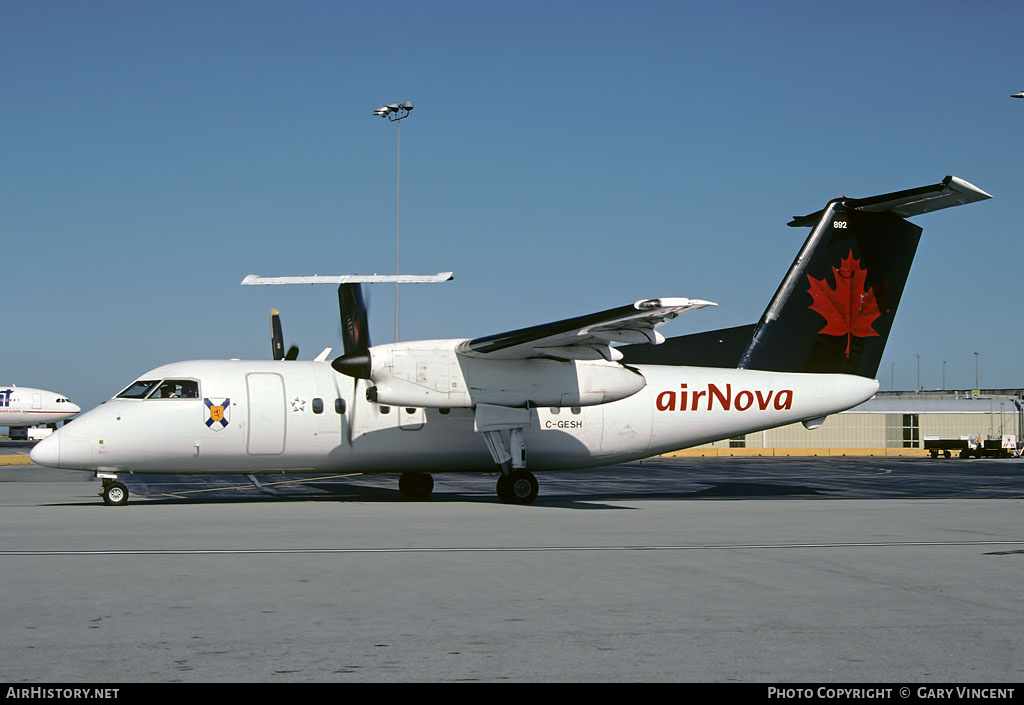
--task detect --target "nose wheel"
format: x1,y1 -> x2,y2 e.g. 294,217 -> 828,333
100,479 -> 129,506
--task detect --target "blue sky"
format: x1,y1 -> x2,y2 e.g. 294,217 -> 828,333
3,1 -> 1022,411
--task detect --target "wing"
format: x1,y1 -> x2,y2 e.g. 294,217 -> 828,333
457,298 -> 716,362
241,272 -> 454,285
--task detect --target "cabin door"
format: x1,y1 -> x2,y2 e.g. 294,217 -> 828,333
246,373 -> 286,455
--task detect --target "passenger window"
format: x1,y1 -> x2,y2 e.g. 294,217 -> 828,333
335,398 -> 346,414
312,398 -> 324,414
150,380 -> 199,399
380,405 -> 391,415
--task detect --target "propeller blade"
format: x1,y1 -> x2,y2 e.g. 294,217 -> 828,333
271,310 -> 285,361
284,345 -> 299,361
332,283 -> 373,379
338,283 -> 371,356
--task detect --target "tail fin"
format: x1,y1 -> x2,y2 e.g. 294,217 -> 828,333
621,176 -> 991,378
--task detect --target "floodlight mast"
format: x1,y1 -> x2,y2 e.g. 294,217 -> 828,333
373,100 -> 415,342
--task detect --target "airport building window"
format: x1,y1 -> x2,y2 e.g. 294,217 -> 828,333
729,435 -> 746,448
902,414 -> 920,448
335,398 -> 346,414
312,398 -> 324,414
885,413 -> 921,448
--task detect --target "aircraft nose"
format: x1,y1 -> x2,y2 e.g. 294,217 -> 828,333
29,432 -> 60,468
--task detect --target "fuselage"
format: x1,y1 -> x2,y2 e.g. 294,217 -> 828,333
29,359 -> 878,474
0,386 -> 80,428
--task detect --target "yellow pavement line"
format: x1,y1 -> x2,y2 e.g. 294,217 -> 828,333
0,455 -> 34,466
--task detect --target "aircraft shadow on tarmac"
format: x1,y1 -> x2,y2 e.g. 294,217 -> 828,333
43,457 -> 1024,508
47,475 -> 828,509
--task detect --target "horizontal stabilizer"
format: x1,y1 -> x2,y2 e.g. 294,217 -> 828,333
242,272 -> 454,285
788,176 -> 991,228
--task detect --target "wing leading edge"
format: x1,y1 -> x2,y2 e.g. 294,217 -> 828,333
458,298 -> 715,362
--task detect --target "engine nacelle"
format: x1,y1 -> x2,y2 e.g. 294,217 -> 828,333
363,339 -> 647,409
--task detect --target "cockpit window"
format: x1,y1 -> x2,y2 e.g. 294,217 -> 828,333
149,380 -> 200,399
117,380 -> 160,399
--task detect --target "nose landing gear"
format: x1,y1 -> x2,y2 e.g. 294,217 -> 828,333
98,474 -> 129,506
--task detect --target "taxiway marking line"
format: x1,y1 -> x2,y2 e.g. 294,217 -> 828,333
2,540 -> 1024,557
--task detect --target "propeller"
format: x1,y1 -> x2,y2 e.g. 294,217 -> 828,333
331,284 -> 372,378
270,309 -> 299,361
330,283 -> 374,446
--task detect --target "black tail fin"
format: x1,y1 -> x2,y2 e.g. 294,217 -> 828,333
620,176 -> 991,378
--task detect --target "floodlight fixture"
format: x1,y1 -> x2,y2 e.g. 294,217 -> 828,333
372,100 -> 416,341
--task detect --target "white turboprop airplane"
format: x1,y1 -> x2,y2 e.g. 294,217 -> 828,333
31,176 -> 991,506
1,386 -> 80,431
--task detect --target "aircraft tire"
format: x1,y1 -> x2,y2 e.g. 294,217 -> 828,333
102,482 -> 129,506
496,470 -> 538,505
398,472 -> 434,499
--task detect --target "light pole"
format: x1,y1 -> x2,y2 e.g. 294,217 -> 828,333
974,352 -> 980,391
942,360 -> 947,391
373,100 -> 415,342
916,354 -> 920,393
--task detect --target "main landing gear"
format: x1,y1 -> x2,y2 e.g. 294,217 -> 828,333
496,469 -> 538,505
478,417 -> 540,505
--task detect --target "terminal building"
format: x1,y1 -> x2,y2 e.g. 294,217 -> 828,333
685,390 -> 1024,456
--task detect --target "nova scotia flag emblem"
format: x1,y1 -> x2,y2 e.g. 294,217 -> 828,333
205,398 -> 230,430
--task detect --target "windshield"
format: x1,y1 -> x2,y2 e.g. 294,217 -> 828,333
116,380 -> 160,399
149,380 -> 199,399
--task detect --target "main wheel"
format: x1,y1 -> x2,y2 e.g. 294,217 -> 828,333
398,472 -> 434,499
496,470 -> 538,505
102,481 -> 129,506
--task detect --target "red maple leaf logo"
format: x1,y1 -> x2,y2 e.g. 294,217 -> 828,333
807,250 -> 881,356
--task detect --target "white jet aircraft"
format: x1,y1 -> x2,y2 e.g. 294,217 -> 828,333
1,386 -> 80,433
31,176 -> 991,506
